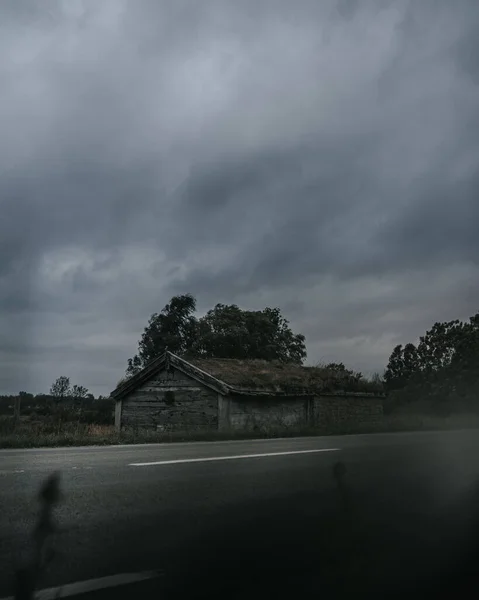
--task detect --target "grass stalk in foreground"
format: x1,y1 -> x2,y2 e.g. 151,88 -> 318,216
14,472 -> 62,600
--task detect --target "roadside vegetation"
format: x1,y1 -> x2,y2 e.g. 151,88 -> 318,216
2,413 -> 479,449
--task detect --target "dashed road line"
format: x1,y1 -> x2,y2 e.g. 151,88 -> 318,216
0,469 -> 25,475
0,467 -> 95,475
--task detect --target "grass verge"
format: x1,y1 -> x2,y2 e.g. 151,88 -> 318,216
1,413 -> 479,448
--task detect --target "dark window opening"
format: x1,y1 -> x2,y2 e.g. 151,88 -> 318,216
164,391 -> 175,405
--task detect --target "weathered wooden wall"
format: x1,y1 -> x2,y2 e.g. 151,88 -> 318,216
120,367 -> 218,431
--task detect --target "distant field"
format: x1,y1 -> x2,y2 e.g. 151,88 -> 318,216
1,413 -> 479,448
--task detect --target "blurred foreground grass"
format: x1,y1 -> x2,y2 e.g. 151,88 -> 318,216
2,413 -> 479,448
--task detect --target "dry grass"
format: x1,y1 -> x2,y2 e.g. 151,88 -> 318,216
187,357 -> 384,394
0,419 -> 117,448
84,424 -> 113,436
1,412 -> 479,449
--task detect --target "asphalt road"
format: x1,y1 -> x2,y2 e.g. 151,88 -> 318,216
1,430 -> 479,599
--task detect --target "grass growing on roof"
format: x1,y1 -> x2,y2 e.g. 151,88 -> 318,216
185,357 -> 384,394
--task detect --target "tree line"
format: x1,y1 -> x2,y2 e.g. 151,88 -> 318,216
0,377 -> 103,407
383,311 -> 479,414
0,377 -> 112,423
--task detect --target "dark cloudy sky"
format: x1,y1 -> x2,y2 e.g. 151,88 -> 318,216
1,0 -> 478,396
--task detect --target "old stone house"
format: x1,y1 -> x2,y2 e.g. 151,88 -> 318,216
111,351 -> 384,432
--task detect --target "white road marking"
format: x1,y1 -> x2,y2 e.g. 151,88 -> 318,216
0,570 -> 162,600
0,467 -> 98,474
129,447 -> 340,467
0,469 -> 25,475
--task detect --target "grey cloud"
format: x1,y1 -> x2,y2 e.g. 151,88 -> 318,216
375,172 -> 479,271
164,1 -> 479,297
1,0 -> 478,394
336,0 -> 360,21
454,30 -> 479,84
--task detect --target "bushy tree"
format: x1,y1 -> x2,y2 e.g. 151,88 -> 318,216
416,319 -> 469,372
384,343 -> 422,390
449,313 -> 479,375
126,294 -> 197,377
125,294 -> 307,376
70,385 -> 89,400
384,311 -> 479,414
49,376 -> 71,400
191,304 -> 306,364
384,313 -> 479,391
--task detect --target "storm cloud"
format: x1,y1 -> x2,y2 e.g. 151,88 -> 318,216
1,0 -> 478,395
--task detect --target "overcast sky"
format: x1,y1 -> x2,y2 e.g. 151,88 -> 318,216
1,0 -> 478,396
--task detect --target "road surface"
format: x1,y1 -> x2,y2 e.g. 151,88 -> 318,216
1,431 -> 479,598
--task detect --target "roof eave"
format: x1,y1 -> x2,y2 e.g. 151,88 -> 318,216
110,352 -> 168,400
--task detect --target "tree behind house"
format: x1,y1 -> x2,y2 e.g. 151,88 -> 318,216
191,304 -> 306,364
126,294 -> 307,377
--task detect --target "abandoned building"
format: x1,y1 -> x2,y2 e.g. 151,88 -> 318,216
111,351 -> 384,432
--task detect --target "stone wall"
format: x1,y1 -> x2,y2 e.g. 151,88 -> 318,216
228,395 -> 310,431
225,393 -> 383,432
312,394 -> 384,428
120,367 -> 218,431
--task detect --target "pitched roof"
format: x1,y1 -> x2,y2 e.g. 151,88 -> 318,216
111,351 -> 229,400
111,351 -> 385,400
